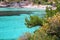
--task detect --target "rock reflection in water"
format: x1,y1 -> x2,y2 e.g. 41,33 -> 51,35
0,11 -> 32,16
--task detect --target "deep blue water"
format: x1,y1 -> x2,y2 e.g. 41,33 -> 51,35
0,8 -> 45,39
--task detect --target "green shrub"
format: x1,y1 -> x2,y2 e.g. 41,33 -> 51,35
25,16 -> 45,28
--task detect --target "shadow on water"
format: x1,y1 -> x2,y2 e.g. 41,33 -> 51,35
0,11 -> 33,16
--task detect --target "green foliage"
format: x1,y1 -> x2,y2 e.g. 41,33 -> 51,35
45,7 -> 57,17
56,4 -> 60,12
25,16 -> 45,28
32,34 -> 58,40
45,0 -> 60,18
24,0 -> 60,40
28,22 -> 59,40
42,0 -> 48,2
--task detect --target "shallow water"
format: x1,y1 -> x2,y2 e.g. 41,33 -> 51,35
0,8 -> 45,39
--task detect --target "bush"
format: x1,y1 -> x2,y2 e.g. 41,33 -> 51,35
45,7 -> 57,18
46,13 -> 60,38
25,16 -> 45,28
28,13 -> 60,40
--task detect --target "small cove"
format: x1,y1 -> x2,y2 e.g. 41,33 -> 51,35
0,8 -> 46,39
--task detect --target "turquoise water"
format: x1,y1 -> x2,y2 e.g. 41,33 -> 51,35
0,8 -> 45,39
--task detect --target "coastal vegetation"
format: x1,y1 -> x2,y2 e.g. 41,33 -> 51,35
22,0 -> 60,40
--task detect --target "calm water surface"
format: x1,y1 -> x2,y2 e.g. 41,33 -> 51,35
0,8 -> 45,39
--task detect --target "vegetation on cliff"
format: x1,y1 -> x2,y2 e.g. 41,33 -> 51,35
19,0 -> 60,40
